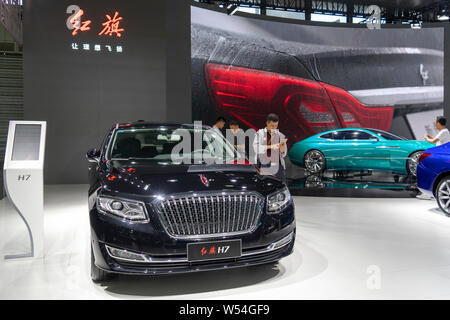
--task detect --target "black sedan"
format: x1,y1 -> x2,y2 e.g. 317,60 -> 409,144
86,122 -> 295,282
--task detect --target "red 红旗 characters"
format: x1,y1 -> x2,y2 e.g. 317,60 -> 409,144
70,9 -> 124,37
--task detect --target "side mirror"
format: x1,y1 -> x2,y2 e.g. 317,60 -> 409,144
86,148 -> 101,161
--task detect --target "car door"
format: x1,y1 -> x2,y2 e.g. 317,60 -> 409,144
319,130 -> 354,169
329,130 -> 387,170
374,139 -> 406,172
349,130 -> 390,170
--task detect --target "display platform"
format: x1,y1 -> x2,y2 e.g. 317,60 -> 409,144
288,170 -> 418,198
2,184 -> 450,299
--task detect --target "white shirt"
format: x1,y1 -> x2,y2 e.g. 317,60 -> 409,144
435,128 -> 450,146
252,127 -> 287,169
211,126 -> 224,138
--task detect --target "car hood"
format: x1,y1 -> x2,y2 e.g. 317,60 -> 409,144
424,142 -> 450,154
405,140 -> 434,149
99,160 -> 283,198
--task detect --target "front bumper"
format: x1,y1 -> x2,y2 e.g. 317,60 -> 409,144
90,202 -> 296,275
93,229 -> 295,275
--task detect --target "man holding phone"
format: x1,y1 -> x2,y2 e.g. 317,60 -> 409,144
253,113 -> 288,184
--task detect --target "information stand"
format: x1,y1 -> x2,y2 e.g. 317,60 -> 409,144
3,121 -> 46,259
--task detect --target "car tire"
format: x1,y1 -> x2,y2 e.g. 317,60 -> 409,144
305,174 -> 325,189
436,176 -> 450,216
406,150 -> 423,177
91,247 -> 115,283
304,150 -> 326,174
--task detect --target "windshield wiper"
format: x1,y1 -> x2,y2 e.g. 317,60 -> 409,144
111,157 -> 145,161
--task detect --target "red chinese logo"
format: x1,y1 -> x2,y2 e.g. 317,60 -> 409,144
67,7 -> 124,38
209,246 -> 216,255
201,247 -> 207,256
70,9 -> 92,36
98,11 -> 124,37
199,174 -> 209,187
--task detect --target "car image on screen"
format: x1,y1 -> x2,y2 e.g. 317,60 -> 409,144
191,6 -> 443,145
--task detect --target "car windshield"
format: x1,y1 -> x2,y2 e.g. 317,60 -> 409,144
369,129 -> 406,141
108,126 -> 239,165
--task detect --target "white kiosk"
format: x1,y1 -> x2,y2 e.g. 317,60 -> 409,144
3,121 -> 46,259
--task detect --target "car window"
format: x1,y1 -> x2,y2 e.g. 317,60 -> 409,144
369,129 -> 406,140
108,127 -> 238,164
332,130 -> 377,140
319,133 -> 333,139
331,131 -> 345,140
345,131 -> 377,140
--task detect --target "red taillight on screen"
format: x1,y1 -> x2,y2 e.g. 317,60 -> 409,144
205,63 -> 394,142
321,83 -> 393,130
418,153 -> 431,163
205,63 -> 340,143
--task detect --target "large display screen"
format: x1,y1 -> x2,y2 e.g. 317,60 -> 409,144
191,6 -> 444,143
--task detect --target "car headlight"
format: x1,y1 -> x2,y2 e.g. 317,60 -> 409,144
267,187 -> 292,213
96,196 -> 149,223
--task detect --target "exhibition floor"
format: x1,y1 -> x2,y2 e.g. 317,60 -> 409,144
2,185 -> 450,299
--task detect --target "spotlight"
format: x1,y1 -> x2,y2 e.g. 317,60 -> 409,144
438,15 -> 449,20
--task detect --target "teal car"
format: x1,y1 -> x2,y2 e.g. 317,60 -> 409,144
288,128 -> 433,176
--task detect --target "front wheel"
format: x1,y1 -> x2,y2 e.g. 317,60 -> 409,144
436,177 -> 450,216
407,151 -> 423,176
304,150 -> 326,174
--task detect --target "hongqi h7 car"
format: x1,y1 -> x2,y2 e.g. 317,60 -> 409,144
86,122 -> 295,282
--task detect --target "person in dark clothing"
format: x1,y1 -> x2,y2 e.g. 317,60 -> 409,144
227,120 -> 247,157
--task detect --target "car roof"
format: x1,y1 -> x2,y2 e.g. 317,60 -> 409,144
113,121 -> 212,130
316,128 -> 375,135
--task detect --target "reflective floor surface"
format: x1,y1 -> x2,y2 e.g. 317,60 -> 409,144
1,184 -> 450,299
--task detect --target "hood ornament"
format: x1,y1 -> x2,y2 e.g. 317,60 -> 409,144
199,174 -> 209,187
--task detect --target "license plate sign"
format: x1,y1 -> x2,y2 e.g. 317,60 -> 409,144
187,239 -> 242,262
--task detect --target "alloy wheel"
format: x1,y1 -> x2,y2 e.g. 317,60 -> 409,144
437,178 -> 450,216
304,150 -> 326,173
407,151 -> 423,176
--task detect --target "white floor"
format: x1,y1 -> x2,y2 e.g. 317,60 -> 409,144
1,184 -> 450,299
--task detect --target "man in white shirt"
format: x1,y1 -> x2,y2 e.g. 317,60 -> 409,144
253,113 -> 288,184
424,116 -> 450,146
417,116 -> 450,200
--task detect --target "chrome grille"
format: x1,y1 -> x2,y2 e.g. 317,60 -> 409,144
154,192 -> 264,238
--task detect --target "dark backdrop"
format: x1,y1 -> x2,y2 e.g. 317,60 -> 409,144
23,0 -> 191,184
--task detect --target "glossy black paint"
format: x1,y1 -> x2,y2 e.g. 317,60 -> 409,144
88,122 -> 296,275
